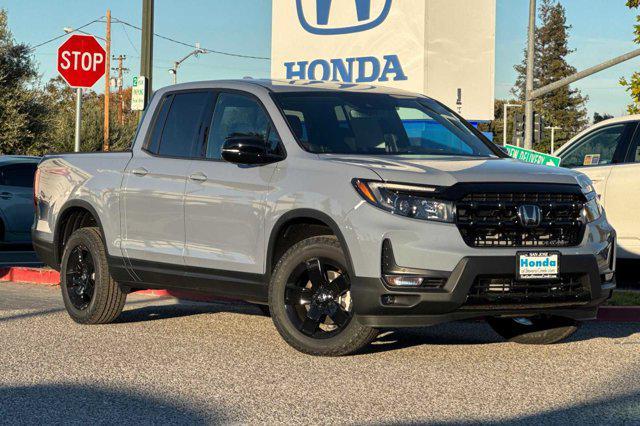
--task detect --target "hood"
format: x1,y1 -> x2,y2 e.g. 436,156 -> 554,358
322,155 -> 583,187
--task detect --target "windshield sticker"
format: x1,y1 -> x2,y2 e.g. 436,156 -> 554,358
583,154 -> 600,166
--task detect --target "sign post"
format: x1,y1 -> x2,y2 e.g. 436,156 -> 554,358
57,34 -> 107,152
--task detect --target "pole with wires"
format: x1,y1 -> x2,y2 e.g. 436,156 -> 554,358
524,0 -> 536,150
103,9 -> 111,152
140,0 -> 154,109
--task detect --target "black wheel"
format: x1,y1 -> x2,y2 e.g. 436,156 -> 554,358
487,315 -> 580,344
269,236 -> 378,356
60,227 -> 126,324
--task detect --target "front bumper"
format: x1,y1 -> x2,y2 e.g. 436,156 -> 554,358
352,253 -> 615,328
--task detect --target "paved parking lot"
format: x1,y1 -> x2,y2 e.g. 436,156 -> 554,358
1,282 -> 639,424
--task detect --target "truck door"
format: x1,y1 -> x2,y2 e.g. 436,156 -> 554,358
183,91 -> 282,274
121,91 -> 213,267
0,162 -> 38,243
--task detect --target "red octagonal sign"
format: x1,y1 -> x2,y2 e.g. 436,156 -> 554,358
57,35 -> 106,88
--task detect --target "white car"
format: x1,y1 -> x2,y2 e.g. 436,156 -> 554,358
556,115 -> 640,259
0,156 -> 40,245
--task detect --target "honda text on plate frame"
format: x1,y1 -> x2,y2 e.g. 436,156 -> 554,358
296,0 -> 393,35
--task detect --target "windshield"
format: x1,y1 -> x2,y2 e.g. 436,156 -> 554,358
272,92 -> 497,157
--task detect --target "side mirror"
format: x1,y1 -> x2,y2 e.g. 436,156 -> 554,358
221,135 -> 284,165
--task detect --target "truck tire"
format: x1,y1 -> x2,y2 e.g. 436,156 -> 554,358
60,227 -> 126,324
487,315 -> 579,344
269,236 -> 378,356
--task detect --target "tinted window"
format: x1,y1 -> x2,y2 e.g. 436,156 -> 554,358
561,124 -> 626,167
158,92 -> 210,158
1,164 -> 37,188
145,94 -> 172,154
273,92 -> 496,157
206,93 -> 276,160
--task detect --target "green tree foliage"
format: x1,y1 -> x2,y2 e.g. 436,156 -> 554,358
593,112 -> 614,124
621,0 -> 640,114
0,9 -> 138,156
512,0 -> 588,153
0,9 -> 50,155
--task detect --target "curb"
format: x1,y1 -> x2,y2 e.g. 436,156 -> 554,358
1,267 -> 639,322
0,267 -> 239,304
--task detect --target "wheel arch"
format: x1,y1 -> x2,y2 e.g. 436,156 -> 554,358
54,199 -> 107,265
266,209 -> 355,278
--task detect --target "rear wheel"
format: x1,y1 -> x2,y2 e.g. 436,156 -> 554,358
60,227 -> 126,324
269,236 -> 378,356
487,315 -> 579,344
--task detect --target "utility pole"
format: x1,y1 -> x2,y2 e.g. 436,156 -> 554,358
546,126 -> 561,155
103,9 -> 111,152
503,103 -> 521,146
112,55 -> 129,125
141,0 -> 154,109
524,0 -> 536,150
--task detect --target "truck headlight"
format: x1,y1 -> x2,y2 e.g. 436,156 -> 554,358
582,192 -> 602,223
352,179 -> 454,223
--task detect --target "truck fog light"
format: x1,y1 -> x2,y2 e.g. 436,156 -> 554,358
384,275 -> 424,287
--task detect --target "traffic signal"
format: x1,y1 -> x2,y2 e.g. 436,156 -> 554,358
512,113 -> 525,146
534,112 -> 545,144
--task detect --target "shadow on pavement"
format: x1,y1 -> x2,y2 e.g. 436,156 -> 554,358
361,320 -> 640,354
0,384 -> 220,424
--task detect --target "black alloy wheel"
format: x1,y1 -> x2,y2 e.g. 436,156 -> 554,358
65,245 -> 96,310
284,258 -> 353,338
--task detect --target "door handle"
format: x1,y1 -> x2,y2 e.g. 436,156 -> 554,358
189,172 -> 208,182
0,192 -> 12,200
131,167 -> 148,177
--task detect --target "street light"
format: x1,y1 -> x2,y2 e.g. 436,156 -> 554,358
63,27 -> 106,42
545,126 -> 562,155
503,103 -> 522,146
169,43 -> 207,84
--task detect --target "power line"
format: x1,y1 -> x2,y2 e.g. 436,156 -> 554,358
111,17 -> 270,61
120,22 -> 139,55
29,18 -> 104,51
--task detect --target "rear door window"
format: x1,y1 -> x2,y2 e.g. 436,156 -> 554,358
156,92 -> 211,158
0,164 -> 38,188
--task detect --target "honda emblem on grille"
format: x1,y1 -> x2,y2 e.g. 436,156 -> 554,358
518,205 -> 542,227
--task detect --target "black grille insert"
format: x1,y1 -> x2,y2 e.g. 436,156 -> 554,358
456,192 -> 585,248
465,274 -> 590,307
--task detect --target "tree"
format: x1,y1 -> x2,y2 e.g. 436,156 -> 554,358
0,9 -> 50,155
512,0 -> 588,152
620,0 -> 640,114
593,112 -> 614,124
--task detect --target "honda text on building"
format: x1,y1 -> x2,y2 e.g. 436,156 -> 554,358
33,80 -> 616,356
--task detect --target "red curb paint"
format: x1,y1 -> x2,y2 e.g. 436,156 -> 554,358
0,267 -> 60,285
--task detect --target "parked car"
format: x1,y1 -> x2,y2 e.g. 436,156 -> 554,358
0,156 -> 40,245
556,115 -> 639,259
33,80 -> 615,356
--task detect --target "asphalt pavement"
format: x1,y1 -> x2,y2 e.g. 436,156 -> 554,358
1,282 -> 639,424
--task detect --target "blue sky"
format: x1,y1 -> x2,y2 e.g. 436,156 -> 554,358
3,0 -> 639,119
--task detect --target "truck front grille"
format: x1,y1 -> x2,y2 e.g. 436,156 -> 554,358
465,274 -> 590,307
456,192 -> 585,248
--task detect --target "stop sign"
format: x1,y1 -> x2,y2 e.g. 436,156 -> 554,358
57,35 -> 106,88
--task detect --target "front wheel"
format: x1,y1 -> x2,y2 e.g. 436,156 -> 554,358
487,315 -> 580,344
269,236 -> 378,356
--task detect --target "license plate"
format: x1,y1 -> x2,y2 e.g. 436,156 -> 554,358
517,252 -> 560,280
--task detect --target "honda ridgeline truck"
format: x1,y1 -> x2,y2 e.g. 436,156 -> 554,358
33,80 -> 616,356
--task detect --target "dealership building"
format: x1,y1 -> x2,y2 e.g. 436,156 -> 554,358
271,0 -> 496,126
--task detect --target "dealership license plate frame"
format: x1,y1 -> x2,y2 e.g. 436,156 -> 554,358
516,251 -> 561,281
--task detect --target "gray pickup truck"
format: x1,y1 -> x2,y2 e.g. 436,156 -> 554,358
33,79 -> 616,356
